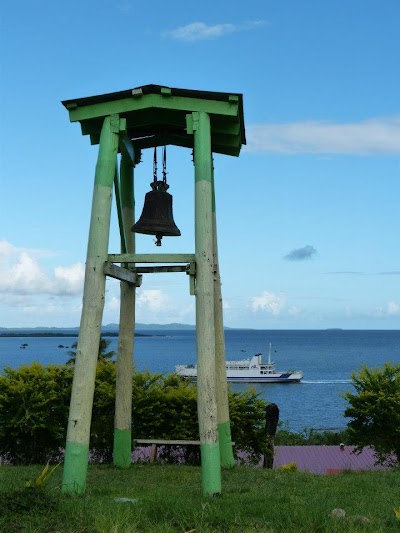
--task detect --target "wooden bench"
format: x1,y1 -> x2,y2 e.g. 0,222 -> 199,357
135,439 -> 234,463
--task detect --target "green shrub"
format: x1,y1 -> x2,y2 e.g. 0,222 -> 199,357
228,386 -> 267,458
0,363 -> 73,464
0,361 -> 268,464
343,362 -> 400,466
274,426 -> 349,446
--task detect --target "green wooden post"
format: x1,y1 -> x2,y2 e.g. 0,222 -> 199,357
62,115 -> 119,494
113,153 -> 136,467
212,166 -> 235,468
192,111 -> 221,496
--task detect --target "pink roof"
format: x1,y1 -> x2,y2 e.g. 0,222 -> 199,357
271,446 -> 389,474
133,443 -> 392,474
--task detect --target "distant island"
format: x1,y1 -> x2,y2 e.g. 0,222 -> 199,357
0,323 -> 196,338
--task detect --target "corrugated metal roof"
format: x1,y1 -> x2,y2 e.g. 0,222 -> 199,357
272,446 -> 388,474
133,444 -> 391,474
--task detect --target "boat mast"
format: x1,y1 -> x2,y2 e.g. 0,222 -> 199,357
267,343 -> 272,364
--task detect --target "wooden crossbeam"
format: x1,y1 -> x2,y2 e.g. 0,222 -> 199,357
108,253 -> 195,264
103,262 -> 140,284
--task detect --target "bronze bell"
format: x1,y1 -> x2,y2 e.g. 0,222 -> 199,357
131,180 -> 181,246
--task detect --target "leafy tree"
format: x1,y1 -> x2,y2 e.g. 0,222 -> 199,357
343,362 -> 400,466
67,337 -> 115,365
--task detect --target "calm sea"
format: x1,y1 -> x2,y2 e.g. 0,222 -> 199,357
1,329 -> 399,432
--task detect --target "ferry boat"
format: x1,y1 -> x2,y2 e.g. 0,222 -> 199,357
176,343 -> 303,383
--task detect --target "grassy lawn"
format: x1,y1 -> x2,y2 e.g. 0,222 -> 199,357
0,464 -> 399,532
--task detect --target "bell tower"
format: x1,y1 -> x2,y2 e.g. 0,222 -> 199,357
60,84 -> 246,496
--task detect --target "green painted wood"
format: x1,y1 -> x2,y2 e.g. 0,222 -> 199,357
67,93 -> 238,124
114,154 -> 136,468
120,153 -> 135,210
62,441 -> 89,494
82,112 -> 240,138
62,115 -> 119,494
69,92 -> 243,155
136,439 -> 201,445
108,253 -> 195,264
61,84 -> 246,496
135,439 -> 235,446
119,132 -> 136,167
212,168 -> 235,468
131,133 -> 242,157
63,85 -> 245,157
113,163 -> 127,254
103,262 -> 139,284
193,110 -> 221,495
113,429 -> 132,468
200,443 -> 222,496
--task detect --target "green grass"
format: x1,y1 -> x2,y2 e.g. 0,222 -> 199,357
0,464 -> 399,532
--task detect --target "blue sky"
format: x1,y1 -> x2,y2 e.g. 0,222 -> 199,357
0,0 -> 399,329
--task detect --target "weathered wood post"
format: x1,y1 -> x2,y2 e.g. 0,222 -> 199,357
212,165 -> 235,468
113,153 -> 136,467
263,402 -> 280,469
62,115 -> 119,494
192,110 -> 221,495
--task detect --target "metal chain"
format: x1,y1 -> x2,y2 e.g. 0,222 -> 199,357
153,147 -> 157,182
162,145 -> 167,183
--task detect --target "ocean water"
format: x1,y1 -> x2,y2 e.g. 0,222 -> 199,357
1,329 -> 399,432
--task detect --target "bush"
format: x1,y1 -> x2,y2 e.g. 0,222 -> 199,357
0,362 -> 268,464
343,362 -> 400,466
274,427 -> 349,446
0,364 -> 73,464
228,386 -> 267,458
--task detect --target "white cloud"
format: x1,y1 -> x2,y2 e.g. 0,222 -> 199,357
386,301 -> 399,315
246,116 -> 400,155
0,250 -> 50,293
54,263 -> 85,294
370,301 -> 399,317
136,289 -> 170,312
288,306 -> 301,317
0,240 -> 84,295
165,20 -> 267,42
250,291 -> 285,315
0,240 -> 14,257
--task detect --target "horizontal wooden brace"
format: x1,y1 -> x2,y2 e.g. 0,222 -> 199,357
103,262 -> 141,285
135,439 -> 202,446
135,439 -> 234,446
108,253 -> 195,264
135,265 -> 188,274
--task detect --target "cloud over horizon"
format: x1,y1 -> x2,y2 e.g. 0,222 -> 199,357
164,20 -> 267,42
0,240 -> 84,296
250,291 -> 285,315
371,301 -> 400,317
246,116 -> 400,155
284,245 -> 317,261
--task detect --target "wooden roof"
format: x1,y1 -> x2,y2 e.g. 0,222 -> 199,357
62,84 -> 246,157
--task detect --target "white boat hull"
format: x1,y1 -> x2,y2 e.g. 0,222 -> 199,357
175,367 -> 303,383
